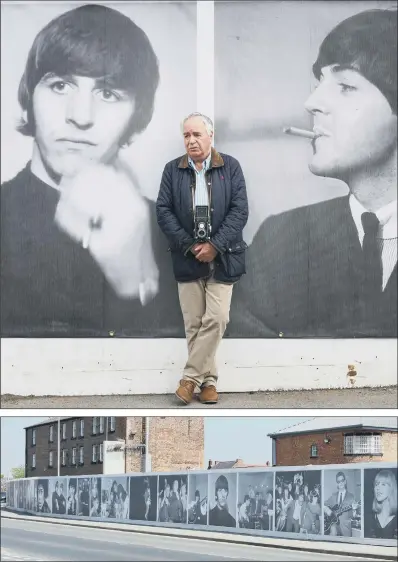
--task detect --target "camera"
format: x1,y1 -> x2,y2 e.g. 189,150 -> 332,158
194,205 -> 211,240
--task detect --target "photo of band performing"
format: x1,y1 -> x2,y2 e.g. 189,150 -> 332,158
5,464 -> 397,543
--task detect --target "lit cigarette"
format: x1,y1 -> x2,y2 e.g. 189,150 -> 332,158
283,127 -> 316,139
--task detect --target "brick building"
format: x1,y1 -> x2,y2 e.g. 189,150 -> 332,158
269,417 -> 397,466
25,416 -> 204,478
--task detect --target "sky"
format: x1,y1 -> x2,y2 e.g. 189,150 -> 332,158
0,416 -> 310,477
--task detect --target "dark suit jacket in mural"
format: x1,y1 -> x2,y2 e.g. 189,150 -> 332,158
229,196 -> 397,338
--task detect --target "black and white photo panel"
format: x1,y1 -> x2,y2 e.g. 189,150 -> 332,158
129,475 -> 157,522
49,478 -> 68,515
208,472 -> 237,529
100,477 -> 129,519
323,469 -> 361,538
66,478 -> 78,516
26,479 -> 36,512
157,474 -> 188,524
36,479 -> 51,514
237,471 -> 274,531
77,477 -> 90,516
364,467 -> 398,540
1,1 -> 197,339
187,473 -> 209,526
89,477 -> 102,517
275,470 -> 322,535
216,0 -> 397,339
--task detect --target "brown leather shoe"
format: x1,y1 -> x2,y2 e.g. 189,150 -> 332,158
175,379 -> 196,405
199,385 -> 218,404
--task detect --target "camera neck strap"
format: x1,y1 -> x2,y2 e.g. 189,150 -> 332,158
191,170 -> 212,221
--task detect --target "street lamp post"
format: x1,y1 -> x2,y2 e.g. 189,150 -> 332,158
57,418 -> 61,477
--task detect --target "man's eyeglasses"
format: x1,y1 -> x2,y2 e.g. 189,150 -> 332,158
337,479 -> 345,484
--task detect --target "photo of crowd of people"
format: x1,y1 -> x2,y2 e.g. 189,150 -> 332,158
49,478 -> 67,515
275,471 -> 322,535
237,472 -> 274,531
100,477 -> 129,519
129,476 -> 157,522
364,468 -> 397,540
187,474 -> 208,525
157,475 -> 188,524
323,470 -> 361,537
208,473 -> 237,528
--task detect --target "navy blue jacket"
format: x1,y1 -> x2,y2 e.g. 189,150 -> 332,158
156,148 -> 249,283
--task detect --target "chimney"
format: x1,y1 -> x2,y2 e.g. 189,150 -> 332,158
207,460 -> 213,470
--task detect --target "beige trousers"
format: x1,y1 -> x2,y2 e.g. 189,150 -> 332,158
178,277 -> 234,388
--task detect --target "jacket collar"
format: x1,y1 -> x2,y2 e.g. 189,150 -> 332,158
178,147 -> 224,169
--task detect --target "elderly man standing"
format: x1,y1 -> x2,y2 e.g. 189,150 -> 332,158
156,112 -> 249,404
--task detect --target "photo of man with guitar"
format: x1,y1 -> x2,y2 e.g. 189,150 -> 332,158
324,470 -> 361,537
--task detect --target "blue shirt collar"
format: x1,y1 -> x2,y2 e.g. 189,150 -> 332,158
188,152 -> 211,172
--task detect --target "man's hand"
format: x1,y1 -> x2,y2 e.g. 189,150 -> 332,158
55,163 -> 159,303
194,242 -> 217,262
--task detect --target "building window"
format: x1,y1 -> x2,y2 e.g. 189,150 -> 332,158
92,444 -> 98,463
80,419 -> 84,438
62,423 -> 67,440
32,453 -> 36,468
109,417 -> 116,432
61,449 -> 67,466
92,417 -> 98,435
49,451 -> 53,468
344,433 -> 382,455
310,444 -> 318,458
49,425 -> 54,443
99,417 -> 104,434
72,421 -> 77,439
32,429 -> 36,446
72,448 -> 77,466
79,446 -> 84,465
99,443 -> 103,463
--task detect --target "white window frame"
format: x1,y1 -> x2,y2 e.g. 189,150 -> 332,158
109,417 -> 116,432
99,443 -> 103,463
99,417 -> 104,434
72,447 -> 77,466
62,449 -> 67,466
80,419 -> 84,437
32,429 -> 36,446
344,433 -> 382,455
49,425 -> 54,442
62,423 -> 66,440
79,446 -> 84,465
49,451 -> 53,467
32,453 -> 36,468
92,444 -> 98,463
92,417 -> 98,435
310,444 -> 318,457
72,420 -> 77,438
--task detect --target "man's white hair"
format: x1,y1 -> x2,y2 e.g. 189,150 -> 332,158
181,112 -> 214,135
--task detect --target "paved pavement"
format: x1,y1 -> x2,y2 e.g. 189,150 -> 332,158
1,386 -> 397,409
1,514 -> 394,562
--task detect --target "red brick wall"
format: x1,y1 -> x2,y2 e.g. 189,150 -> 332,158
275,430 -> 397,466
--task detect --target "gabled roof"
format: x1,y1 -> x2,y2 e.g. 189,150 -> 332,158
268,417 -> 398,438
211,460 -> 238,469
24,417 -> 76,430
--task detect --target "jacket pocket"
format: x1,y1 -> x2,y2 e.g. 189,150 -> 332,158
220,241 -> 248,278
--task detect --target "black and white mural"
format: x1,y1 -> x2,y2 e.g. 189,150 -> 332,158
216,0 -> 397,339
78,477 -> 90,516
1,1 -> 395,340
0,1 -> 195,338
89,477 -> 102,517
5,463 -> 398,545
237,471 -> 274,531
187,473 -> 208,525
100,477 -> 129,519
157,474 -> 188,524
129,475 -> 157,522
323,469 -> 361,538
208,472 -> 237,528
49,478 -> 68,515
275,470 -> 322,535
364,467 -> 397,540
